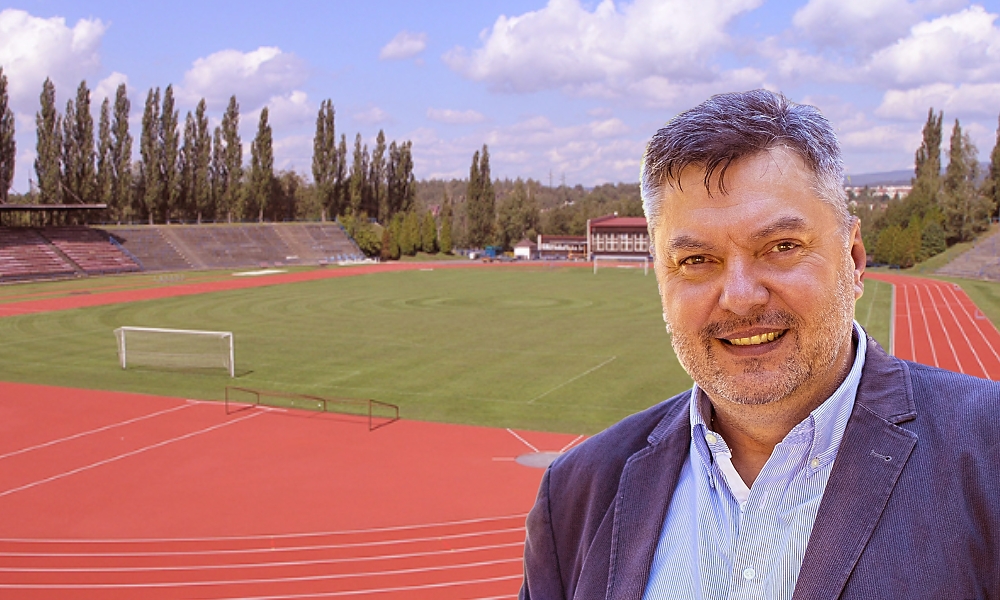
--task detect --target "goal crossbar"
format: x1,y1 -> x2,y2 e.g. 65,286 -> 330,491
114,326 -> 235,377
593,255 -> 649,275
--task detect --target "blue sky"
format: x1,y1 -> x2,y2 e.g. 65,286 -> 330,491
2,0 -> 999,193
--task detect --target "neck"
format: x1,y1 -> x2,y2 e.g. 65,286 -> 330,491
708,333 -> 857,486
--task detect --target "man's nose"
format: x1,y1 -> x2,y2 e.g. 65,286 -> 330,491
718,259 -> 768,315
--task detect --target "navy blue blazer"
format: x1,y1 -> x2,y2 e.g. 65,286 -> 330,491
521,336 -> 1000,599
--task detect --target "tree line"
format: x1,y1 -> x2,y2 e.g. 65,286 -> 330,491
855,109 -> 1000,268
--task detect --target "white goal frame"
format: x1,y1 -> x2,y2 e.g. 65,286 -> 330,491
114,326 -> 235,377
593,255 -> 649,276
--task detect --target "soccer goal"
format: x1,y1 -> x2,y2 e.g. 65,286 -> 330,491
593,255 -> 650,275
114,327 -> 235,377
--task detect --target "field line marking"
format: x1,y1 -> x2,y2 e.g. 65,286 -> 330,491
218,574 -> 524,600
0,556 -> 522,589
0,411 -> 262,499
506,429 -> 540,453
0,513 -> 528,544
0,527 -> 527,557
928,283 -> 989,379
527,355 -> 617,404
0,541 -> 526,573
559,435 -> 586,453
911,284 -> 938,366
904,284 -> 914,360
0,404 -> 193,461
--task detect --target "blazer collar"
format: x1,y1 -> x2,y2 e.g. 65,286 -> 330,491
792,336 -> 918,599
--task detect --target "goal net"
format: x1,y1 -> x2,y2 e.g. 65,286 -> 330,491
593,255 -> 650,275
114,327 -> 235,377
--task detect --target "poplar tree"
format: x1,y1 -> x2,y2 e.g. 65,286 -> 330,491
210,126 -> 226,221
192,100 -> 212,223
180,111 -> 196,221
371,130 -> 387,222
941,119 -> 989,243
96,97 -> 113,206
220,95 -> 242,221
62,81 -> 96,203
0,67 -> 14,204
911,108 -> 943,211
35,78 -> 62,204
311,99 -> 337,221
984,113 -> 1000,221
420,210 -> 438,253
466,145 -> 498,247
139,88 -> 162,222
110,84 -> 132,222
439,192 -> 454,254
334,134 -> 348,219
159,85 -> 180,222
349,133 -> 366,215
249,106 -> 274,222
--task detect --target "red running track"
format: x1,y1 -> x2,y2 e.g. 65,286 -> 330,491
867,273 -> 1000,379
0,382 -> 583,598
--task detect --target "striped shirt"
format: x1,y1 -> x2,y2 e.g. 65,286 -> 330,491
642,322 -> 867,600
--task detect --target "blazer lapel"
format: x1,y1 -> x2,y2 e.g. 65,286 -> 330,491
792,339 -> 918,600
604,406 -> 691,600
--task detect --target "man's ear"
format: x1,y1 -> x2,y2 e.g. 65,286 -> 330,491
850,218 -> 866,300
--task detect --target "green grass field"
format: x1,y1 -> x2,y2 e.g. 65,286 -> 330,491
0,266 -> 893,434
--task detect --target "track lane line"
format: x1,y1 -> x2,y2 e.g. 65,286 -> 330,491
216,573 -> 523,599
927,283 -> 990,378
943,283 -> 1000,370
911,283 -> 939,367
0,411 -> 263,499
919,282 -> 963,372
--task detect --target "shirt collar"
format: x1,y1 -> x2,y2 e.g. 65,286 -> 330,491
688,321 -> 867,477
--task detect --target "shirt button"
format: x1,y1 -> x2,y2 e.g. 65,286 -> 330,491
742,567 -> 756,580
705,433 -> 718,444
811,458 -> 820,468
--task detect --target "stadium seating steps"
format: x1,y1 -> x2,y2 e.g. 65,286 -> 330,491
0,223 -> 364,280
936,228 -> 1000,282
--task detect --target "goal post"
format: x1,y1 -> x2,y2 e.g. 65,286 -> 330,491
114,326 -> 235,377
593,255 -> 649,275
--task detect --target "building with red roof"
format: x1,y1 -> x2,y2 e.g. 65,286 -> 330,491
586,214 -> 650,259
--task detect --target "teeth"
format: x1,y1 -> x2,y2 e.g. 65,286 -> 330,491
729,331 -> 782,346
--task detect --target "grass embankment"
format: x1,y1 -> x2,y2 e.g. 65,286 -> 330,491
0,267 -> 893,434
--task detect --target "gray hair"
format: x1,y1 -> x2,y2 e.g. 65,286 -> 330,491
640,90 -> 849,242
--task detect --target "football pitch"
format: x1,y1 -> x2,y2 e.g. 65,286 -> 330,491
0,266 -> 893,434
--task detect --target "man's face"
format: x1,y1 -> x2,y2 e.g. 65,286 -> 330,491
652,148 -> 865,407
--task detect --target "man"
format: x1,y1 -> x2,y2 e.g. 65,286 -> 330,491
520,90 -> 1000,599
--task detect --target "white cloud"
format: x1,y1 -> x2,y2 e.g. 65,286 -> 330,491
0,9 -> 107,111
179,46 -> 309,110
792,0 -> 924,55
93,71 -> 128,105
426,108 -> 486,124
876,82 -> 1000,119
265,90 -> 314,130
354,106 -> 390,125
443,0 -> 761,98
379,31 -> 427,60
867,6 -> 1000,86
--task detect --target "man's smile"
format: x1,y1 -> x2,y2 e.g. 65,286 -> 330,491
723,330 -> 787,346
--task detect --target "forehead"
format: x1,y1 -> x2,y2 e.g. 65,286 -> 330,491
654,149 -> 837,238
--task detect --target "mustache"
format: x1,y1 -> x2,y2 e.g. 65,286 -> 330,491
700,310 -> 799,338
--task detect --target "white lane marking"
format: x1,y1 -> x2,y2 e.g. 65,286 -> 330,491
0,557 -> 522,589
943,283 -> 1000,370
527,355 -> 617,404
505,429 -> 539,453
0,541 -> 525,573
218,574 -> 523,599
919,282 -> 963,371
559,435 -> 585,453
0,404 -> 193,461
0,411 -> 262,499
911,284 -> 939,367
928,283 -> 989,379
0,513 -> 527,544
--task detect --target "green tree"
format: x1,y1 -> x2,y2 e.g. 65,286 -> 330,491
159,85 -> 180,222
874,224 -> 901,266
941,119 -> 990,243
110,83 -> 132,222
192,100 -> 211,223
138,87 -> 161,223
180,111 -> 196,221
220,95 -> 243,222
984,113 -> 1000,221
35,78 -> 63,204
911,108 -> 943,210
95,97 -> 113,206
420,210 -> 438,253
466,145 -> 496,246
339,212 -> 381,257
398,210 -> 419,255
439,192 -> 453,254
371,130 -> 387,222
210,126 -> 226,220
334,134 -> 348,220
387,213 -> 403,260
249,107 -> 274,222
311,99 -> 337,221
0,67 -> 14,204
495,178 -> 539,249
62,80 -> 96,203
349,133 -> 366,215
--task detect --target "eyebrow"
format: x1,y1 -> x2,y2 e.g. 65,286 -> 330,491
665,235 -> 717,256
748,216 -> 809,242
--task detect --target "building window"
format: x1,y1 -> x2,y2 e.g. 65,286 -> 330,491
595,234 -> 604,252
624,234 -> 633,252
637,235 -> 648,252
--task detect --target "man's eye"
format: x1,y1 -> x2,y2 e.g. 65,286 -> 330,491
680,255 -> 707,266
771,241 -> 798,253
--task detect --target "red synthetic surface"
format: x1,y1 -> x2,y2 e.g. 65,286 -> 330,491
0,382 -> 581,598
868,273 -> 1000,379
